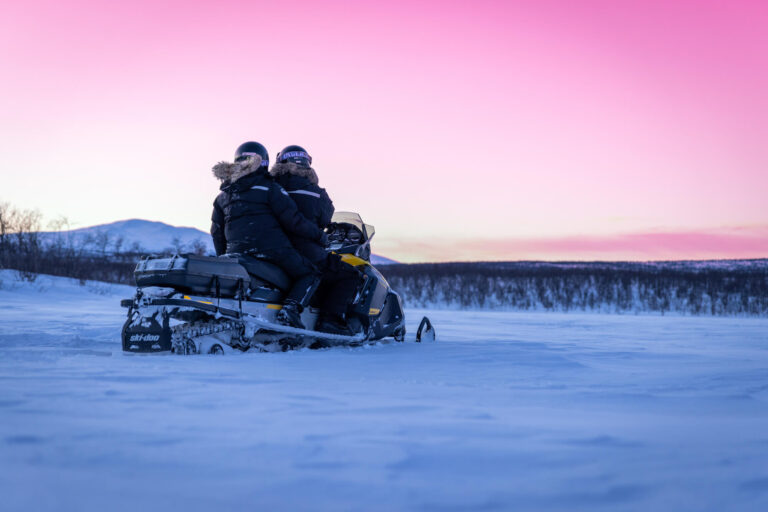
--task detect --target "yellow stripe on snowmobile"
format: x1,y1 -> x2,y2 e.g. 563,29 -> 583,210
369,308 -> 381,315
339,254 -> 369,267
266,304 -> 283,310
183,295 -> 212,305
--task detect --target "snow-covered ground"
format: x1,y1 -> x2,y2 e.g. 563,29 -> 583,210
1,270 -> 767,512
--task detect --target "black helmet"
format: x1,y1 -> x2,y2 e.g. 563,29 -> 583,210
276,145 -> 312,167
234,141 -> 269,167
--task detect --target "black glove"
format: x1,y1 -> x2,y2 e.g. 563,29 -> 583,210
318,232 -> 329,246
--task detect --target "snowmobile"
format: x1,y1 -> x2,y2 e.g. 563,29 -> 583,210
120,212 -> 435,354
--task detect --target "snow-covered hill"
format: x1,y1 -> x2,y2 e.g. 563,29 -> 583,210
1,270 -> 767,511
42,219 -> 215,253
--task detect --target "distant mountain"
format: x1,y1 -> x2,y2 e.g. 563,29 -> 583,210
370,254 -> 398,265
44,219 -> 215,254
46,219 -> 398,263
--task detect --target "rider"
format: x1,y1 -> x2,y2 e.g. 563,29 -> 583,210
210,141 -> 325,329
269,145 -> 334,265
270,145 -> 361,335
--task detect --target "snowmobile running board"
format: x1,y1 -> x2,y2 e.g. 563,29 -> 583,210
236,314 -> 435,345
240,313 -> 435,345
244,314 -> 368,344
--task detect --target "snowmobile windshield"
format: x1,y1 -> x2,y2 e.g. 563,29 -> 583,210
328,211 -> 375,260
331,212 -> 373,240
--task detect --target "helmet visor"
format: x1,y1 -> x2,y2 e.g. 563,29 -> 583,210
277,150 -> 312,166
236,152 -> 268,166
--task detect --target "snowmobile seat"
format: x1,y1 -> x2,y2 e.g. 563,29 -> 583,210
135,254 -> 250,297
236,257 -> 291,291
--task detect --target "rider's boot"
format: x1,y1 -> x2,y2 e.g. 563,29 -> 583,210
277,300 -> 305,329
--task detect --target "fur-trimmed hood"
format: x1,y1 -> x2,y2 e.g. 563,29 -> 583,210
269,161 -> 319,185
211,155 -> 264,184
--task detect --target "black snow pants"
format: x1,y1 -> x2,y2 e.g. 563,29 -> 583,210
254,247 -> 321,308
312,253 -> 361,317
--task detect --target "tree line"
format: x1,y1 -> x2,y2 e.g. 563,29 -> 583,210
379,261 -> 768,316
0,202 -> 205,284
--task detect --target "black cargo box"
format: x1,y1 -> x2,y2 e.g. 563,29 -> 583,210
134,254 -> 250,297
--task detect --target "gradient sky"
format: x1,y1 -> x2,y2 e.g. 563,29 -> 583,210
1,0 -> 766,262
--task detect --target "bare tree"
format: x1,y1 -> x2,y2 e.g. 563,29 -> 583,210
170,236 -> 184,255
92,231 -> 111,257
189,238 -> 208,256
0,202 -> 43,280
113,235 -> 125,255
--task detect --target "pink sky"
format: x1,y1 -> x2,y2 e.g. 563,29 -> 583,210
1,0 -> 766,262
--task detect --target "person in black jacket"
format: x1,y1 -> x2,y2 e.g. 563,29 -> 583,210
269,145 -> 334,265
211,141 -> 325,329
270,145 -> 361,335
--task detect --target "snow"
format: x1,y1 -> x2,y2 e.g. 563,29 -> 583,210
1,270 -> 768,511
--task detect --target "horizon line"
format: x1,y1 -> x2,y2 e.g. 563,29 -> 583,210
32,217 -> 768,263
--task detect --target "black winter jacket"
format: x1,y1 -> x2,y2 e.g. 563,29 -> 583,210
271,162 -> 334,264
210,165 -> 323,256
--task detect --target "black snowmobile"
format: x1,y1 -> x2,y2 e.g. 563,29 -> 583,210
121,212 -> 435,354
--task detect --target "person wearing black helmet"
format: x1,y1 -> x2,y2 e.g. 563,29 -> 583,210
270,145 -> 334,264
210,141 -> 325,329
270,145 -> 361,335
